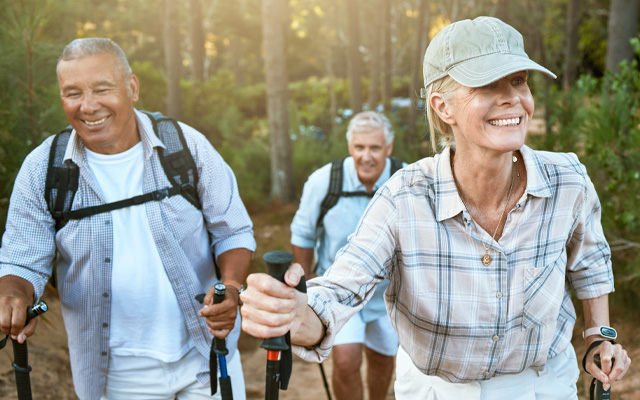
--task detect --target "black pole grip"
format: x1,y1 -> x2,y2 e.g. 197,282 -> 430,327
12,340 -> 32,400
260,251 -> 295,352
591,354 -> 612,400
11,301 -> 48,400
219,376 -> 234,400
25,301 -> 48,324
213,284 -> 229,356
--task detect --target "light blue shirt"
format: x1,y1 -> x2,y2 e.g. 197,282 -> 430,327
291,156 -> 404,322
0,110 -> 255,399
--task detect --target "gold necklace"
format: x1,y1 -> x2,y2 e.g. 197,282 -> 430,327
452,154 -> 520,266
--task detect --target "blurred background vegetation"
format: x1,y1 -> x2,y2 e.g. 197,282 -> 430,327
0,0 -> 639,314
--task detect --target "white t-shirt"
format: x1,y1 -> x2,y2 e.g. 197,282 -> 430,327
86,142 -> 191,362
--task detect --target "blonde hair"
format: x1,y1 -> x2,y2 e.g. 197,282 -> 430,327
425,76 -> 459,152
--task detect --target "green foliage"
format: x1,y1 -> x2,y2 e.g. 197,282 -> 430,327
529,42 -> 640,312
133,61 -> 166,114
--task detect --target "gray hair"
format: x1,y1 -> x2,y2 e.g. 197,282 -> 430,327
346,111 -> 394,145
57,38 -> 132,79
425,75 -> 459,152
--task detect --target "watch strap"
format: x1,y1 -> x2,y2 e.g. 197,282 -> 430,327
582,326 -> 617,339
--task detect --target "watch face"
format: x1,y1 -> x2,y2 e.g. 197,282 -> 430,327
600,326 -> 617,338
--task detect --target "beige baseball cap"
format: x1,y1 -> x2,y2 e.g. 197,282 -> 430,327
423,16 -> 556,88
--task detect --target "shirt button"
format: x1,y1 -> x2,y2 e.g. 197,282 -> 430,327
105,220 -> 111,225
103,292 -> 109,297
482,371 -> 489,377
496,292 -> 503,298
492,335 -> 500,342
103,323 -> 108,328
101,351 -> 107,356
104,257 -> 111,263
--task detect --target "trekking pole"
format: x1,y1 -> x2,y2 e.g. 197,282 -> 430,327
0,301 -> 49,400
590,354 -> 613,400
318,363 -> 333,400
261,251 -> 306,400
196,284 -> 233,400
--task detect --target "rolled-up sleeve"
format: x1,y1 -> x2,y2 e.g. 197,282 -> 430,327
0,141 -> 56,300
566,164 -> 614,300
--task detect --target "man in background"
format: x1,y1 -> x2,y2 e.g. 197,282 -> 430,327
290,111 -> 403,400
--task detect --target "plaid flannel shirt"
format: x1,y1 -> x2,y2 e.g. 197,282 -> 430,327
294,145 -> 613,383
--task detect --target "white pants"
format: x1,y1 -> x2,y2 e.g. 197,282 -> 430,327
394,344 -> 580,400
101,346 -> 246,400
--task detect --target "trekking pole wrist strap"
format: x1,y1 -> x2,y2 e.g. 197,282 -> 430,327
582,339 -> 617,374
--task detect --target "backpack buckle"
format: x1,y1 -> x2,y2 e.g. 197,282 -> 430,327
152,188 -> 170,201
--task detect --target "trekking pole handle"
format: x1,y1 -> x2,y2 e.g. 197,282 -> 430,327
591,354 -> 613,400
26,301 -> 48,324
261,251 -> 296,352
212,284 -> 229,356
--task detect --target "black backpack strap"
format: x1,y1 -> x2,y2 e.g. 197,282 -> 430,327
61,186 -> 183,221
316,158 -> 345,230
45,129 -> 79,231
144,111 -> 202,210
316,156 -> 404,230
46,111 -> 203,231
389,157 -> 404,176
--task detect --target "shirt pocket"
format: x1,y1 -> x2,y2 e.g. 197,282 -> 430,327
522,252 -> 567,330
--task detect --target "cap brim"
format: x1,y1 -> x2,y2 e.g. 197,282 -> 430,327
448,53 -> 556,88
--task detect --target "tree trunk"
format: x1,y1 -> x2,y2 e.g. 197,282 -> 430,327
346,0 -> 363,113
164,0 -> 181,119
381,0 -> 393,108
262,0 -> 295,203
231,35 -> 244,86
367,0 -> 382,110
605,0 -> 640,73
327,43 -> 338,144
189,0 -> 205,83
563,0 -> 581,89
407,0 -> 429,142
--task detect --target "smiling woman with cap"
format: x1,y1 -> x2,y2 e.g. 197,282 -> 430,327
239,16 -> 631,399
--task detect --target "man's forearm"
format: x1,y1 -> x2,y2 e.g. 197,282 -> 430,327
217,248 -> 253,290
292,245 -> 314,277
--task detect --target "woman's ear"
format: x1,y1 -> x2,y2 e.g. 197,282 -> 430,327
430,92 -> 456,126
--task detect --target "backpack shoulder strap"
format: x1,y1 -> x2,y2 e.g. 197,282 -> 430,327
45,128 -> 79,231
142,111 -> 202,210
389,157 -> 404,177
316,158 -> 345,230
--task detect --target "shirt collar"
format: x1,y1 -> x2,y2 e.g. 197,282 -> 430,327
63,109 -> 165,165
433,145 -> 553,223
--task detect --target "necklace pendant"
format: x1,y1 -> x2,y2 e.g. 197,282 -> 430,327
482,252 -> 492,266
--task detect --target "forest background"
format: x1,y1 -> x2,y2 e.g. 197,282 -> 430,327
0,0 -> 639,397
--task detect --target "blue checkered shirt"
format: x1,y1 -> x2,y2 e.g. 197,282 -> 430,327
0,110 -> 256,399
294,145 -> 613,383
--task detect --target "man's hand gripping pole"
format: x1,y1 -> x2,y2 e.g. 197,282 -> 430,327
196,284 -> 234,399
0,301 -> 49,400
